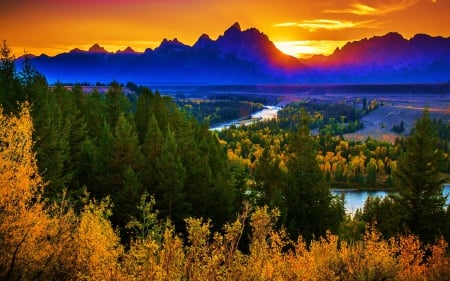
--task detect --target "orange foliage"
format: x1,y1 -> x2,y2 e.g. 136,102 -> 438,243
1,103 -> 449,280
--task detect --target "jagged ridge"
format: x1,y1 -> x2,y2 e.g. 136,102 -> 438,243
18,23 -> 450,84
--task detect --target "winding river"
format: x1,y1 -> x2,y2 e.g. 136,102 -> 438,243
209,105 -> 450,215
210,105 -> 281,131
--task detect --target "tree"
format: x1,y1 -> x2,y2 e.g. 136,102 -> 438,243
0,40 -> 22,113
141,114 -> 163,195
0,103 -> 50,280
33,85 -> 71,198
391,109 -> 447,244
155,127 -> 190,229
285,109 -> 342,242
135,87 -> 154,143
253,145 -> 284,209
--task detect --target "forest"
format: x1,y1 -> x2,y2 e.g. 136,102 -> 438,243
1,41 -> 450,280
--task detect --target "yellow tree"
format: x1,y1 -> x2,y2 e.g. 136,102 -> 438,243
0,103 -> 51,280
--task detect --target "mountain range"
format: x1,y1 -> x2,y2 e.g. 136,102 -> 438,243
17,22 -> 450,84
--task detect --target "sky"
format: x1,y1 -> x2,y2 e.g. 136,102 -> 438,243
1,0 -> 450,58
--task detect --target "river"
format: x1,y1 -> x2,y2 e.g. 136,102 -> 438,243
210,105 -> 281,131
206,101 -> 450,215
332,184 -> 450,215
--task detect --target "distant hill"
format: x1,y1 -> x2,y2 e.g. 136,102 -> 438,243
16,23 -> 450,84
302,32 -> 450,83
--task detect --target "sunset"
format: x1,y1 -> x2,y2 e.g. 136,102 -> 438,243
2,0 -> 450,58
1,0 -> 450,279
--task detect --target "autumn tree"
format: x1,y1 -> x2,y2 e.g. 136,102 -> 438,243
0,103 -> 52,280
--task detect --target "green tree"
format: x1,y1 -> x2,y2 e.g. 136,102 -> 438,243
114,165 -> 144,234
285,109 -> 342,242
0,40 -> 22,113
391,109 -> 447,244
108,113 -> 143,194
33,85 -> 71,198
141,114 -> 163,195
366,159 -> 377,188
135,87 -> 154,143
105,81 -> 131,128
155,127 -> 190,229
253,145 -> 284,210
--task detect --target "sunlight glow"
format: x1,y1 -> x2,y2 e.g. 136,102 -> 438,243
274,40 -> 348,58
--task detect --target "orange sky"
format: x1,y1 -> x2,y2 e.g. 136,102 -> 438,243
1,0 -> 449,58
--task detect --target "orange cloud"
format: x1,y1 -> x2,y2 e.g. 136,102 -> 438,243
324,0 -> 420,15
274,19 -> 378,32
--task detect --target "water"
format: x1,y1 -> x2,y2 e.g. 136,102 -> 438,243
332,184 -> 450,215
210,105 -> 281,131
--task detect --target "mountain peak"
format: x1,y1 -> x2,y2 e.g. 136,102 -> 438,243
230,22 -> 241,31
69,48 -> 84,54
224,22 -> 242,35
159,38 -> 186,48
194,34 -> 214,49
88,43 -> 108,53
116,46 -> 136,54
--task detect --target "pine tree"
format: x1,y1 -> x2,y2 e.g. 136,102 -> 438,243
33,85 -> 71,198
141,114 -> 163,195
253,145 -> 284,209
135,87 -> 154,143
392,109 -> 447,244
0,40 -> 22,113
155,127 -> 190,229
285,109 -> 340,242
109,113 -> 143,194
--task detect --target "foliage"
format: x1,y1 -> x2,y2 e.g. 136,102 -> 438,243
175,98 -> 263,126
0,101 -> 449,280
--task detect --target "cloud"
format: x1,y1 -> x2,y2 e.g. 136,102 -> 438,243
324,0 -> 420,15
273,19 -> 379,32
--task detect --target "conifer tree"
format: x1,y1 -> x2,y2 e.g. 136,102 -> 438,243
33,85 -> 71,198
253,145 -> 284,209
285,109 -> 340,242
135,87 -> 154,143
392,109 -> 447,244
0,40 -> 21,113
155,127 -> 190,229
141,114 -> 163,195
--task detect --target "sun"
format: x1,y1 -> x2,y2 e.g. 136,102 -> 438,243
274,40 -> 348,59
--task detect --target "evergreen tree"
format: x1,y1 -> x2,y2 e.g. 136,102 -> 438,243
155,127 -> 190,230
253,145 -> 284,209
33,85 -> 71,198
105,81 -> 131,128
109,113 -> 143,194
0,40 -> 22,113
285,109 -> 341,242
114,165 -> 144,233
135,87 -> 153,143
141,114 -> 163,195
391,109 -> 447,244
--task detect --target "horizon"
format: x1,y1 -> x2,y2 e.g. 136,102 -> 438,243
2,0 -> 450,58
11,27 -> 449,60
